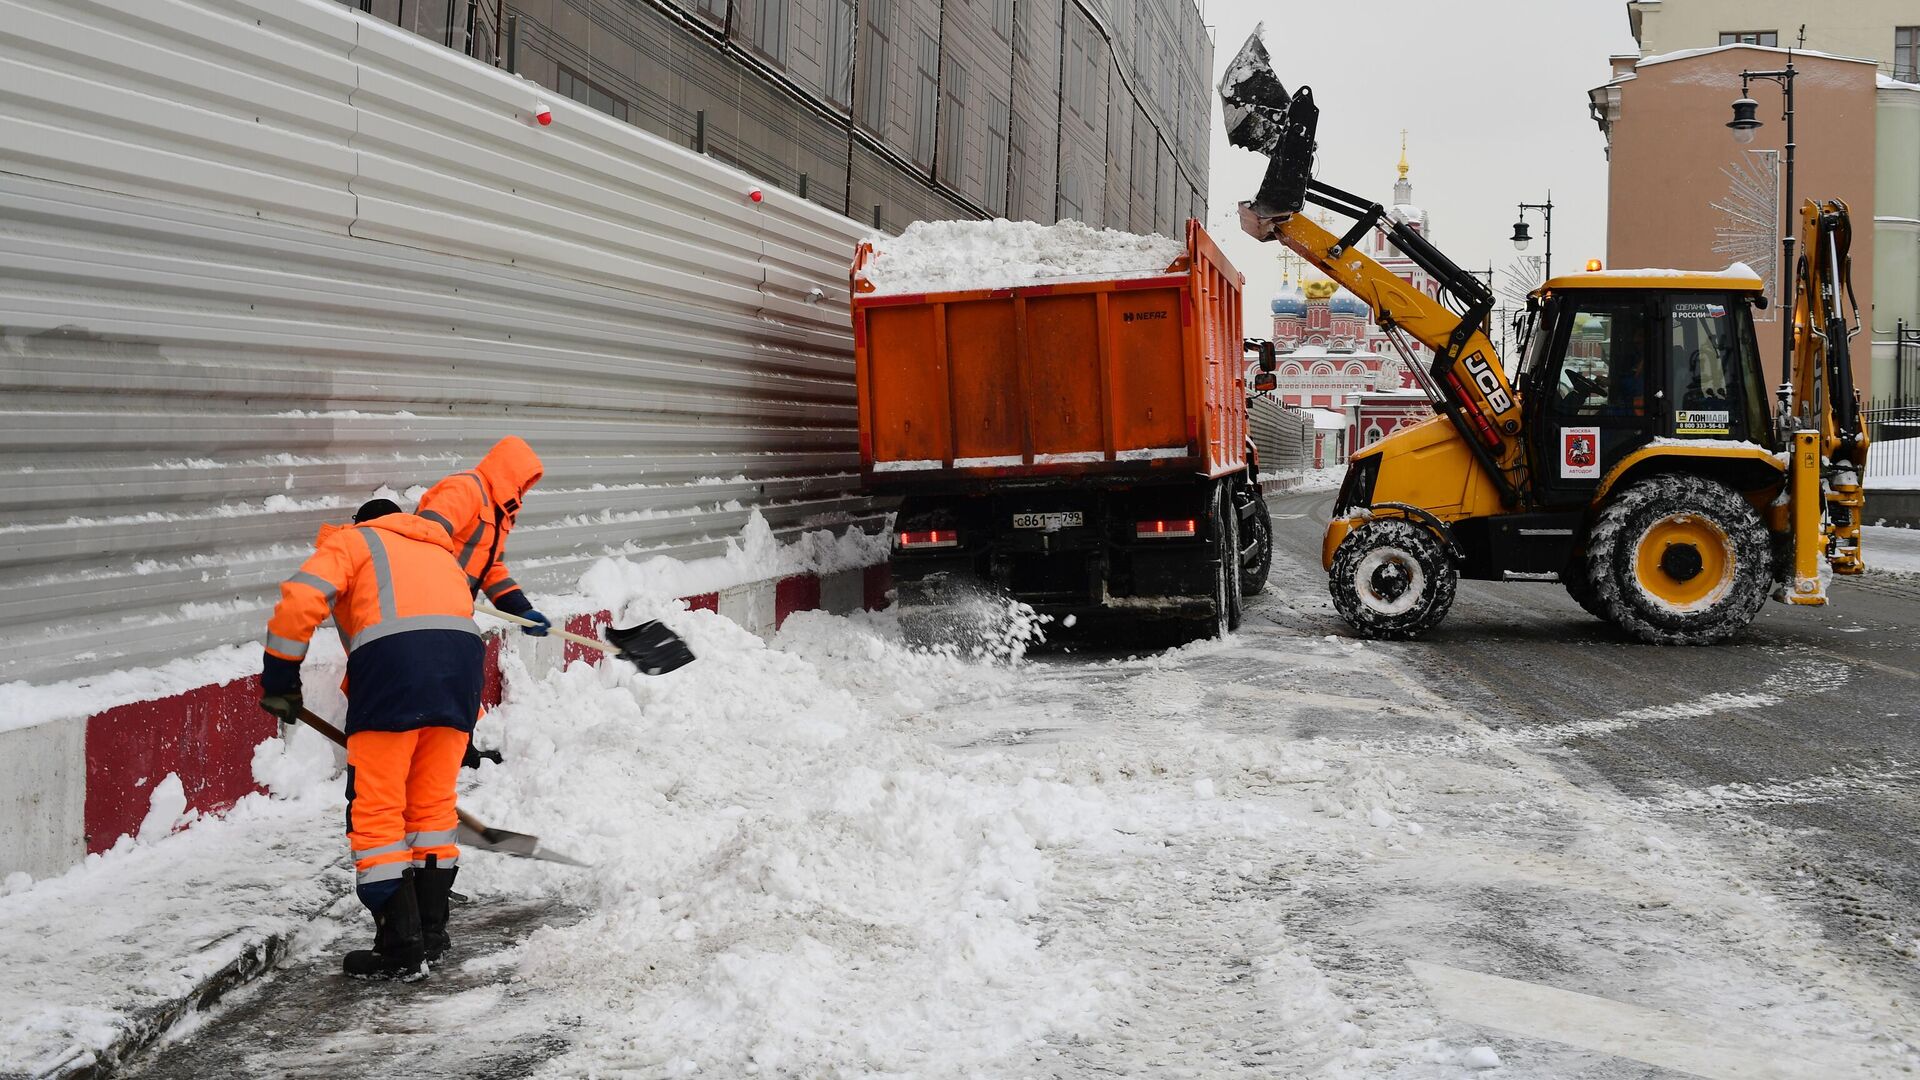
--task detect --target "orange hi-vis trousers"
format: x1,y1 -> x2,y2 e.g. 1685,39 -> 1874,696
345,727 -> 467,909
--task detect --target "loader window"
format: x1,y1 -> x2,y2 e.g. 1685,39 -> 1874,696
1551,301 -> 1648,419
1664,294 -> 1766,441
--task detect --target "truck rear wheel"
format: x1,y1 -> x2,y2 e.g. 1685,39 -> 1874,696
1328,518 -> 1457,640
1583,474 -> 1771,645
1202,480 -> 1244,638
1236,479 -> 1273,598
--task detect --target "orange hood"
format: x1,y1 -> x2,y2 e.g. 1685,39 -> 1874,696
474,436 -> 544,504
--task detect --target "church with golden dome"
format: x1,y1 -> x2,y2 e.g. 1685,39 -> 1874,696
1261,137 -> 1442,465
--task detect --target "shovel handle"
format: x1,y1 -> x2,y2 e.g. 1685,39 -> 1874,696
294,706 -> 492,837
474,603 -> 618,656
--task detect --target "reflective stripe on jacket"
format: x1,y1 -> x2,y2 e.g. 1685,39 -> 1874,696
262,512 -> 484,734
416,436 -> 544,605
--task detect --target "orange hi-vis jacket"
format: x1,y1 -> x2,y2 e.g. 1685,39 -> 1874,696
416,436 -> 544,612
262,513 -> 485,734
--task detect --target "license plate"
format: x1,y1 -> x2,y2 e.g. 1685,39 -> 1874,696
1012,511 -> 1083,530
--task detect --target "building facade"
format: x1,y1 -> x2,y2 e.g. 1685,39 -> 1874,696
1595,2 -> 1919,394
1625,1 -> 1920,80
341,0 -> 1211,236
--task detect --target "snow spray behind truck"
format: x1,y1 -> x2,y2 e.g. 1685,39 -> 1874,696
850,220 -> 1276,635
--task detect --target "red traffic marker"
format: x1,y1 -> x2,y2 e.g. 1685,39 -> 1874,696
748,188 -> 763,203
534,102 -> 553,126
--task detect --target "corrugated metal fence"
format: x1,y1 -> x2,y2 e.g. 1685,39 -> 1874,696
1248,394 -> 1311,478
0,0 -> 877,685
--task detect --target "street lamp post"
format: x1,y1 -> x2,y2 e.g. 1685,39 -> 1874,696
1728,53 -> 1798,369
1511,195 -> 1554,283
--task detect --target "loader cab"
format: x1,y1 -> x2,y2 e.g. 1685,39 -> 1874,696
1520,273 -> 1770,508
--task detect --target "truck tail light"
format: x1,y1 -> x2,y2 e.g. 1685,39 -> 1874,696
1136,518 -> 1197,539
898,529 -> 959,549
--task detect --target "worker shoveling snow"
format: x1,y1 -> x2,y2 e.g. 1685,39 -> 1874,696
857,219 -> 1186,296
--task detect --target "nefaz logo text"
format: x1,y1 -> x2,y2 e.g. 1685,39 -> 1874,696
1123,310 -> 1169,323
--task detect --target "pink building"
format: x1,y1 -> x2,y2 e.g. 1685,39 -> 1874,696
1267,153 -> 1440,457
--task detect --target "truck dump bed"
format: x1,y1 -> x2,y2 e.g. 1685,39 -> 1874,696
851,220 -> 1247,489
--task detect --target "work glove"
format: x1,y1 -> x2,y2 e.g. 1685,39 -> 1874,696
519,609 -> 552,637
260,689 -> 304,725
462,744 -> 505,769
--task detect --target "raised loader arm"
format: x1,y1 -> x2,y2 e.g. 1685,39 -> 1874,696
1781,200 -> 1869,599
1221,31 -> 1528,507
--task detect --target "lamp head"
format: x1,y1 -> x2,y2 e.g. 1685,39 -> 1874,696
1728,97 -> 1762,143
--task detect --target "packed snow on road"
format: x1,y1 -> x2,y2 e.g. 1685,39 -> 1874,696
5,539 -> 1916,1078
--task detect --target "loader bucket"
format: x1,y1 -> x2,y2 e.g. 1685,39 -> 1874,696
1218,29 -> 1318,218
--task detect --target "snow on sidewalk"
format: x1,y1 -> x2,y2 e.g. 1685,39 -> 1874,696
0,785 -> 341,1077
1863,524 -> 1920,577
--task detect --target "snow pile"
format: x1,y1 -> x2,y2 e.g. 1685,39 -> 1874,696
459,609 -> 1116,1074
858,219 -> 1185,296
577,510 -> 887,625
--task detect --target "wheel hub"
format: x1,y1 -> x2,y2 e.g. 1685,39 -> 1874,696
1633,513 -> 1734,611
1369,561 -> 1412,601
1659,542 -> 1704,583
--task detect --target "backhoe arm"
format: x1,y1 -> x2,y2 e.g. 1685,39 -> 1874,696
1784,199 -> 1868,585
1239,198 -> 1529,507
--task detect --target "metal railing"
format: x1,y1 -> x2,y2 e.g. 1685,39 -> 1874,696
1864,397 -> 1920,490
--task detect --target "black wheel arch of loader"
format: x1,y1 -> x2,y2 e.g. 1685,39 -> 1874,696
1596,452 -> 1786,506
1306,179 -> 1521,510
1361,501 -> 1464,563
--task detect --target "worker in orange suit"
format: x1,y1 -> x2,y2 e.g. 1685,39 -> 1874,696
416,436 -> 549,634
258,497 -> 483,980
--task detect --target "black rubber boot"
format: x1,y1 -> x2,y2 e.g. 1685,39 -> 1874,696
343,868 -> 427,980
414,855 -> 459,963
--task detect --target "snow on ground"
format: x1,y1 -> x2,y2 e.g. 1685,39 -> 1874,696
1864,524 -> 1920,577
8,542 -> 1920,1076
858,219 -> 1186,296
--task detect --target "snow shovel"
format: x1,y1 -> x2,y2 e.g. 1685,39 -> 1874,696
293,707 -> 592,868
476,603 -> 695,676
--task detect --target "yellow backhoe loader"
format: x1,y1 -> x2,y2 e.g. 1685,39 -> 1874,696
1220,32 -> 1869,644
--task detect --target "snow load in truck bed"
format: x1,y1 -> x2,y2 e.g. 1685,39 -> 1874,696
858,219 -> 1186,296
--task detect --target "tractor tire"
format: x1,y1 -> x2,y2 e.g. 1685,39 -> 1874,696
1562,559 -> 1609,622
1237,480 -> 1274,598
1328,517 -> 1458,640
1584,473 -> 1771,645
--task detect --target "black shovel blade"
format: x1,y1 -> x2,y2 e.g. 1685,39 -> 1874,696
605,619 -> 696,676
457,820 -> 594,867
1219,29 -> 1289,155
1220,29 -> 1318,219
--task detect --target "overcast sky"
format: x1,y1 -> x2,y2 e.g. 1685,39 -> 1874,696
1201,0 -> 1641,337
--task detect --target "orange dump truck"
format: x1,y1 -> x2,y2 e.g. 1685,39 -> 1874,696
850,220 -> 1276,633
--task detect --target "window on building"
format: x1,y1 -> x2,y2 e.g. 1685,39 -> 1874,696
826,0 -> 855,106
1059,164 -> 1083,222
1718,30 -> 1778,47
1899,27 -> 1919,82
694,0 -> 727,22
555,66 -> 629,123
993,0 -> 1013,40
857,0 -> 892,133
913,31 -> 939,168
985,96 -> 1009,212
742,0 -> 788,65
938,58 -> 969,187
